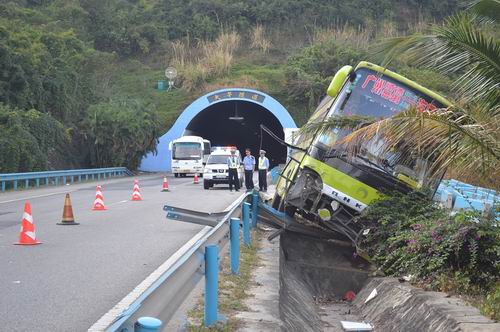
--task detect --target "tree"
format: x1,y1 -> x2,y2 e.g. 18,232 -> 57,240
85,98 -> 160,170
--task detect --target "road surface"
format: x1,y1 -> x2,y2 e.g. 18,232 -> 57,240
0,174 -> 241,331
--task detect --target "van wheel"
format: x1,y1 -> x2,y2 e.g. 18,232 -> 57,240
203,180 -> 211,190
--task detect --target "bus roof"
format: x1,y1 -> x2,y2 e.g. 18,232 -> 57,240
355,61 -> 452,107
172,136 -> 205,143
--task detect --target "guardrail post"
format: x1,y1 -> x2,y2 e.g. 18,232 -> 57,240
36,178 -> 40,188
1,181 -> 5,192
242,203 -> 251,247
14,180 -> 17,191
45,177 -> 49,187
25,179 -> 29,189
252,193 -> 259,228
78,175 -> 81,183
230,218 -> 240,274
70,176 -> 74,185
134,317 -> 162,332
63,176 -> 67,185
55,177 -> 59,186
97,173 -> 101,180
205,244 -> 219,327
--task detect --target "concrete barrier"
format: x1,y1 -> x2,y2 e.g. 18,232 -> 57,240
353,278 -> 500,332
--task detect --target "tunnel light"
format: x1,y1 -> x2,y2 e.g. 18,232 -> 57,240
229,102 -> 244,121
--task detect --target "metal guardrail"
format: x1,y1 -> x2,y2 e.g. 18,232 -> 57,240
89,192 -> 254,332
0,167 -> 134,192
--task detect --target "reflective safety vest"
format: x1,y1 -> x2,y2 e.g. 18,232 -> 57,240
258,157 -> 268,170
229,156 -> 238,169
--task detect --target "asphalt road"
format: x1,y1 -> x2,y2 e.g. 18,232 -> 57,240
0,174 -> 241,331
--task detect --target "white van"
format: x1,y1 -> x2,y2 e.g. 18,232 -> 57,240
203,147 -> 244,189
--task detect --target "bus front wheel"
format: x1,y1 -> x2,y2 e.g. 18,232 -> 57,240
272,193 -> 297,218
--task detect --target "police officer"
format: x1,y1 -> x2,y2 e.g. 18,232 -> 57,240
242,148 -> 255,191
227,149 -> 240,192
258,150 -> 269,192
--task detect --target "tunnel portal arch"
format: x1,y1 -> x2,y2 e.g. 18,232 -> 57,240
139,88 -> 297,172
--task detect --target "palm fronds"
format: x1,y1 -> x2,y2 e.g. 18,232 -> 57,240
467,0 -> 500,23
375,13 -> 500,110
340,106 -> 500,187
299,115 -> 376,137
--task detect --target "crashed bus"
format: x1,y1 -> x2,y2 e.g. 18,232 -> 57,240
267,61 -> 452,244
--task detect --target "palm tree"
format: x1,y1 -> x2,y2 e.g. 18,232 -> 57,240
306,0 -> 499,188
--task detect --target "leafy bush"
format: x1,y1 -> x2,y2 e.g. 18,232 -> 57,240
284,40 -> 364,124
85,98 -> 160,170
0,104 -> 69,172
358,191 -> 500,295
481,283 -> 500,320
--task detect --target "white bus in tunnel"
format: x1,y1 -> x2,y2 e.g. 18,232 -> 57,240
169,136 -> 211,177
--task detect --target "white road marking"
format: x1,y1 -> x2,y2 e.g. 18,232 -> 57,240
105,200 -> 129,207
0,190 -> 75,204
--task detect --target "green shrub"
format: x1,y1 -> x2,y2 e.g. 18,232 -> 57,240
358,192 -> 500,293
481,283 -> 500,320
284,40 -> 364,122
85,98 -> 160,170
0,104 -> 69,173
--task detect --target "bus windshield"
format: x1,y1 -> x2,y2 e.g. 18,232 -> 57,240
173,142 -> 202,160
315,68 -> 445,186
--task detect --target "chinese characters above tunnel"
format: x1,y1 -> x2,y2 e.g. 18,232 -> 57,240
207,90 -> 266,104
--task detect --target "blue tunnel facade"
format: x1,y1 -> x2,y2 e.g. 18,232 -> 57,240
139,88 -> 297,172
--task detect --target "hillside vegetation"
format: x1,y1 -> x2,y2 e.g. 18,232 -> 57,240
0,0 -> 457,172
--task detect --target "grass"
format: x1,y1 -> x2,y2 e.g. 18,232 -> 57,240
108,59 -> 194,132
186,228 -> 263,331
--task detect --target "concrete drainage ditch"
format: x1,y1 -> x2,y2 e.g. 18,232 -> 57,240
278,231 -> 500,332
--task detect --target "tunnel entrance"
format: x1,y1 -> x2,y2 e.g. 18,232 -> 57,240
185,101 -> 286,168
139,88 -> 297,172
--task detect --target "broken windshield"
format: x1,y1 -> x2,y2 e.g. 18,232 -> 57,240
315,68 -> 445,187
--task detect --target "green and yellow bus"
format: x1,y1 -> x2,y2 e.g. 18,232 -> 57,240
272,61 -> 451,242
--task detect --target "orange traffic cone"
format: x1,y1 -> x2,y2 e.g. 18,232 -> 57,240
14,201 -> 42,245
193,173 -> 199,184
58,193 -> 79,225
132,180 -> 142,201
161,177 -> 170,192
92,185 -> 107,210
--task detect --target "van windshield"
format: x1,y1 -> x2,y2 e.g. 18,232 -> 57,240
208,155 -> 232,164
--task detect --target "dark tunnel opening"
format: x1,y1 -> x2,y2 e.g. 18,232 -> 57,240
185,101 -> 286,168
